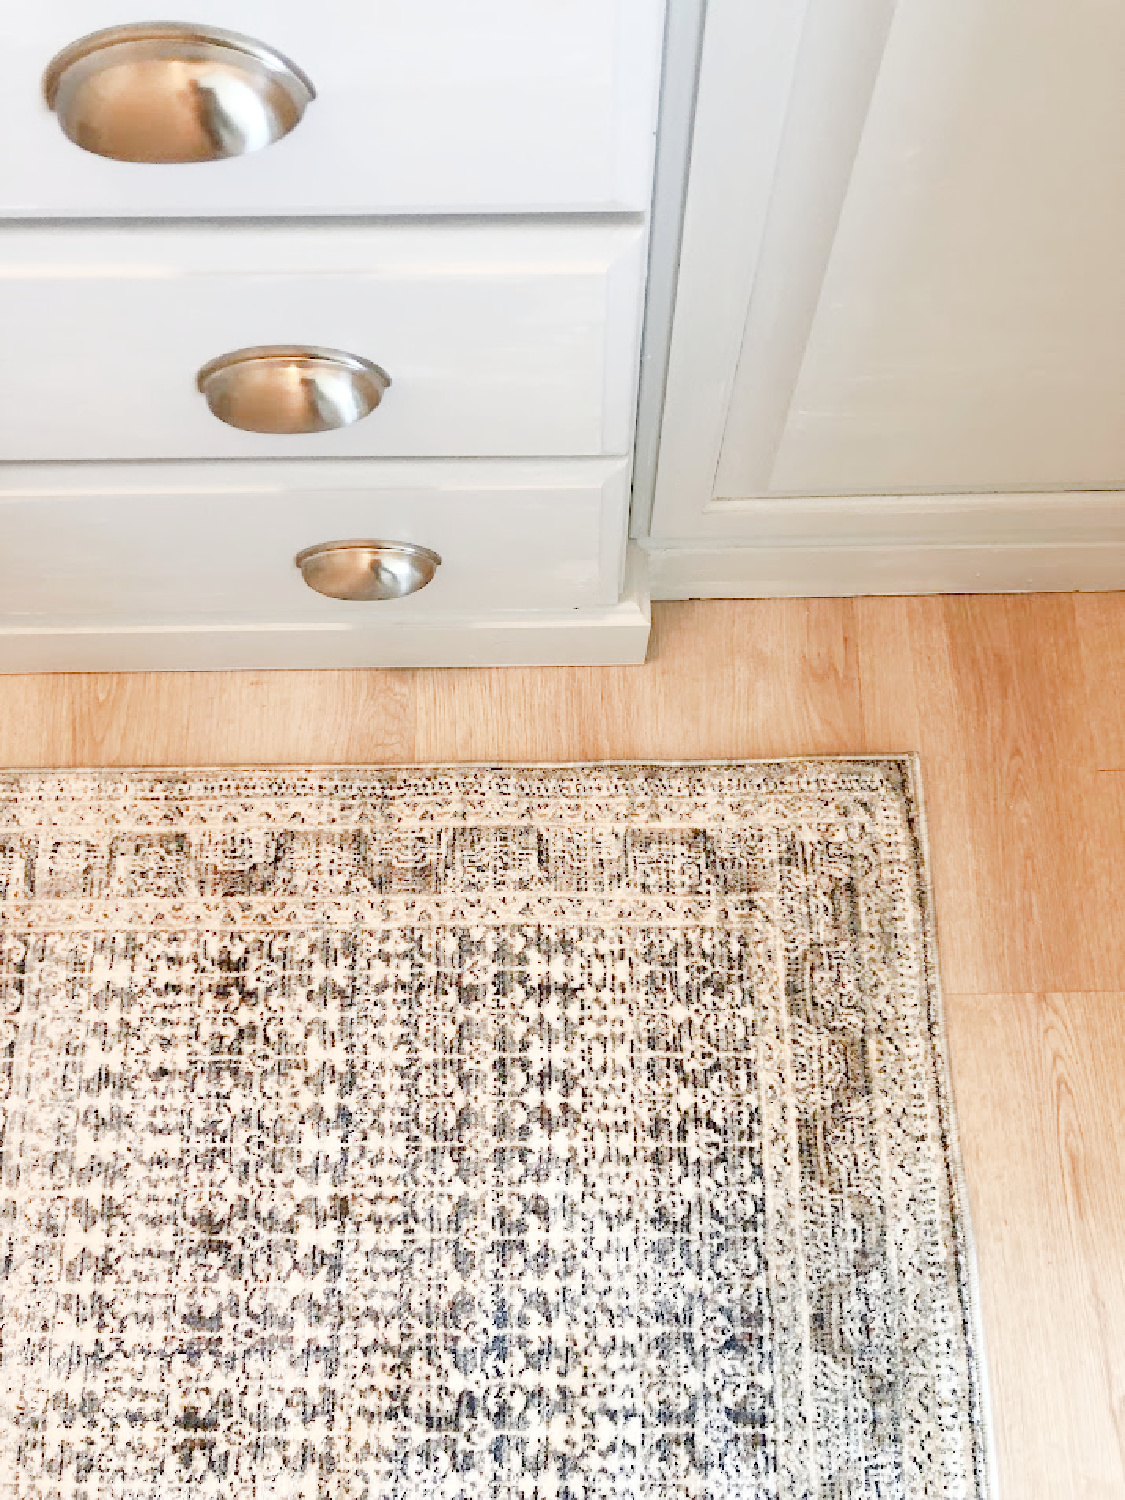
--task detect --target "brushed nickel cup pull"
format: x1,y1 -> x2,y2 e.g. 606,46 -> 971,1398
43,23 -> 315,164
296,541 -> 442,602
196,346 -> 390,434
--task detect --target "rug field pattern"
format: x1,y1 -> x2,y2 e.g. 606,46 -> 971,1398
0,763 -> 989,1498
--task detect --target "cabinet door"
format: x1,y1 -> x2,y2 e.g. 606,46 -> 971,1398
0,224 -> 645,461
1,1 -> 665,216
648,0 -> 1125,543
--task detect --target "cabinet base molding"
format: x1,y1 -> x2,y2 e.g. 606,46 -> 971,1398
647,541 -> 1125,599
0,557 -> 651,673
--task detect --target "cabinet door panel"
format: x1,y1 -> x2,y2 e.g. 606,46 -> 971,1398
648,0 -> 1125,547
760,0 -> 1125,497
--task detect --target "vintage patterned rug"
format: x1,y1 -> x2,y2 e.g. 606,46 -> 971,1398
0,761 -> 991,1499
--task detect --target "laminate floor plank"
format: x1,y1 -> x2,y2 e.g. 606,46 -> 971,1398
415,598 -> 866,763
0,669 -> 417,767
945,990 -> 1125,1500
856,594 -> 1118,993
1076,592 -> 1125,768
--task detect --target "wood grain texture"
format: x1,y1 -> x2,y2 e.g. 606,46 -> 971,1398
856,593 -> 1117,992
1076,592 -> 1125,769
945,992 -> 1125,1500
416,598 -> 865,763
0,590 -> 1121,1492
0,669 -> 415,768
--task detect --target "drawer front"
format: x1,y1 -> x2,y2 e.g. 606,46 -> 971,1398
0,459 -> 630,622
0,224 -> 645,462
1,1 -> 664,217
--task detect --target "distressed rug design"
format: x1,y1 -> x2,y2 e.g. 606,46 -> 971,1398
0,761 -> 991,1499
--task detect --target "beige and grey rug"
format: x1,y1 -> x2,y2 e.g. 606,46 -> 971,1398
0,761 -> 991,1498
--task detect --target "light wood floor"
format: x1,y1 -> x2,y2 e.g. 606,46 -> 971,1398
2,593 -> 1122,1497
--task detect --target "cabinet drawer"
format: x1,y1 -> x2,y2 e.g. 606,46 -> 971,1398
0,224 -> 645,462
0,459 -> 630,623
0,1 -> 664,217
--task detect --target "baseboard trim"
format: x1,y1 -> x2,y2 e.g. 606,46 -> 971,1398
647,540 -> 1125,599
0,558 -> 652,672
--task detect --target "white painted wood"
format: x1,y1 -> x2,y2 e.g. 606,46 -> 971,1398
0,224 -> 646,462
1,0 -> 666,216
711,0 -> 897,498
644,0 -> 817,538
646,540 -> 1125,600
628,0 -> 707,540
644,0 -> 1125,545
765,0 -> 1125,495
0,554 -> 652,672
0,459 -> 632,626
646,486 -> 1125,596
652,491 -> 1125,547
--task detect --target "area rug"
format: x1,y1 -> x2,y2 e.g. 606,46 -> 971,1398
0,760 -> 991,1499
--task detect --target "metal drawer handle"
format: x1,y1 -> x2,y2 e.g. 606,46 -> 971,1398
296,541 -> 442,602
43,23 -> 315,164
196,346 -> 390,434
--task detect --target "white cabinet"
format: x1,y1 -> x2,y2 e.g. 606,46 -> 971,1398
0,224 -> 646,462
0,1 -> 665,216
0,6 -> 666,668
639,0 -> 1125,596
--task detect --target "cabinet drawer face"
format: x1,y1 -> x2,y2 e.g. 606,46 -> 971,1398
1,1 -> 664,217
0,224 -> 645,462
0,459 -> 629,622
